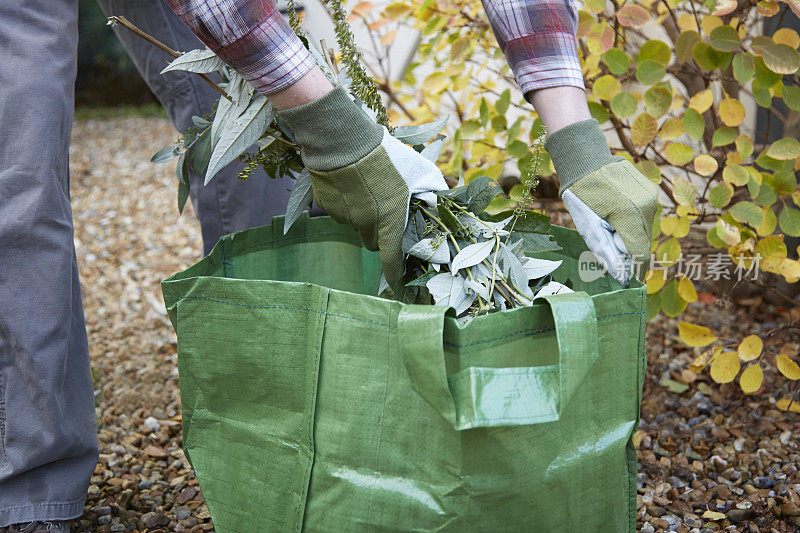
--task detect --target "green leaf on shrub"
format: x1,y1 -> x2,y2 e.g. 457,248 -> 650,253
753,85 -> 772,108
647,292 -> 661,320
773,171 -> 798,195
733,53 -> 755,83
754,181 -> 777,207
692,42 -> 731,70
638,40 -> 671,65
657,238 -> 682,266
730,201 -> 765,227
507,140 -> 528,158
664,143 -> 695,166
766,138 -> 800,160
636,160 -> 661,183
602,48 -> 630,75
736,134 -> 754,159
709,183 -> 733,208
683,108 -> 705,140
779,206 -> 800,237
660,280 -> 687,317
636,60 -> 666,85
754,56 -> 782,89
611,92 -> 638,118
644,86 -> 672,118
783,84 -> 800,111
722,164 -> 750,186
675,31 -> 702,63
712,127 -> 737,146
709,25 -> 741,52
587,101 -> 610,123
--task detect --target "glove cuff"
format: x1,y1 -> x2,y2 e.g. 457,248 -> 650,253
545,119 -> 618,197
278,86 -> 383,171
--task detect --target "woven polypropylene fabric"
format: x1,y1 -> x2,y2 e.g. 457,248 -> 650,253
162,214 -> 646,532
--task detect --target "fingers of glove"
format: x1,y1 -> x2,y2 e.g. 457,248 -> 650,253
563,190 -> 632,284
377,211 -> 407,288
381,129 -> 448,195
568,159 -> 659,277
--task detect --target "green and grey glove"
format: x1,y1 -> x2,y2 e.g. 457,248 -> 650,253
280,87 -> 447,286
546,119 -> 659,284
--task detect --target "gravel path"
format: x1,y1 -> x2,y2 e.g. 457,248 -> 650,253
67,117 -> 800,532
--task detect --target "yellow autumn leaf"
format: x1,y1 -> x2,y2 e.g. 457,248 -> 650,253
383,1 -> 412,19
678,277 -> 698,302
739,364 -> 764,394
694,154 -> 719,176
689,89 -> 714,113
710,351 -> 740,383
773,28 -> 800,48
678,321 -> 717,347
646,268 -> 667,294
719,97 -> 746,126
691,346 -> 722,373
631,113 -> 658,146
776,398 -> 800,413
776,353 -> 800,380
738,334 -> 763,362
423,72 -> 448,93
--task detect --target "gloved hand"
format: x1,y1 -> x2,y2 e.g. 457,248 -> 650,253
545,119 -> 659,284
279,86 -> 447,286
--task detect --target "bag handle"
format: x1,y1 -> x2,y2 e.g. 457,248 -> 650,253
398,292 -> 598,430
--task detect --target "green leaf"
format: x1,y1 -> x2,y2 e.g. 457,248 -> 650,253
394,116 -> 450,145
188,126 -> 212,176
151,146 -> 177,164
485,210 -> 550,233
644,86 -> 672,118
587,101 -> 611,123
683,108 -> 705,140
733,53 -> 756,83
766,138 -> 800,160
638,40 -> 671,66
662,378 -> 690,394
611,92 -> 638,118
176,153 -> 190,214
675,31 -> 702,63
647,292 -> 661,320
602,48 -> 630,75
161,48 -> 224,74
507,140 -> 529,158
406,270 -> 437,286
512,231 -> 562,255
709,183 -> 733,208
730,201 -> 765,227
205,96 -> 274,185
636,60 -> 666,85
783,84 -> 800,112
753,85 -> 773,108
779,206 -> 800,236
762,43 -> 800,75
664,143 -> 695,166
437,202 -> 460,231
692,42 -> 731,70
479,99 -> 489,127
495,89 -> 511,115
660,280 -> 687,317
709,25 -> 741,52
283,169 -> 313,234
465,176 -> 502,213
754,56 -> 782,89
712,127 -> 737,147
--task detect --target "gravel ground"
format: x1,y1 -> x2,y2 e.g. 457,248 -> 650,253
67,117 -> 800,532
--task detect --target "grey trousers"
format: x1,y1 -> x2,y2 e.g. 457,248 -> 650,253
97,0 -> 314,255
0,0 -> 99,526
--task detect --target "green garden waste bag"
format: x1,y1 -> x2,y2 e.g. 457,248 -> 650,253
162,214 -> 647,533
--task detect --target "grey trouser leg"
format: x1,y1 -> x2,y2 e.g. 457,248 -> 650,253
97,0 -> 313,255
0,0 -> 99,526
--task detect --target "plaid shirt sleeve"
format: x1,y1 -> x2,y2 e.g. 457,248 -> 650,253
164,0 -> 316,95
481,0 -> 584,95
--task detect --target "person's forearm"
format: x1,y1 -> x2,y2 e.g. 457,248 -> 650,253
528,86 -> 592,135
268,67 -> 335,111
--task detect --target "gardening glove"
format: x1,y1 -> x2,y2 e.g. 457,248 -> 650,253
546,119 -> 659,284
279,86 -> 447,286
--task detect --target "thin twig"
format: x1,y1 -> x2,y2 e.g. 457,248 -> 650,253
107,16 -> 232,102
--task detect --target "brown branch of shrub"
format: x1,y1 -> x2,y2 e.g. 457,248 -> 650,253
107,16 -> 232,102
